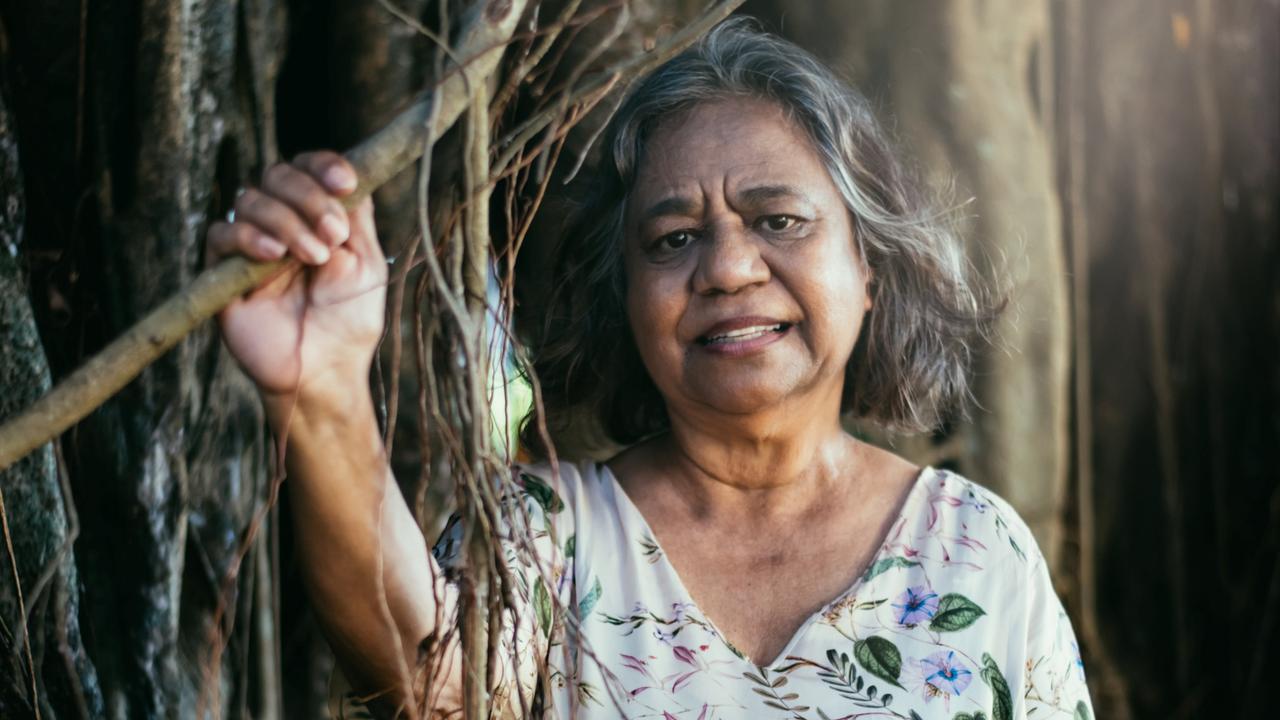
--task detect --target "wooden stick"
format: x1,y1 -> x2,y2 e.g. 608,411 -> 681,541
0,0 -> 745,472
0,0 -> 529,471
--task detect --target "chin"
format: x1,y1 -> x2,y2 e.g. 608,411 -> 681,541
684,374 -> 803,416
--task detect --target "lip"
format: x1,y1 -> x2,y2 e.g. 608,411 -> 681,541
695,315 -> 794,356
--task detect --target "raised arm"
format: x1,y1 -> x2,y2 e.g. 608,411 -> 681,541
205,153 -> 463,713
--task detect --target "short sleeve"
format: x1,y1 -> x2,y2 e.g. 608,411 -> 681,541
428,461 -> 581,712
1019,550 -> 1096,718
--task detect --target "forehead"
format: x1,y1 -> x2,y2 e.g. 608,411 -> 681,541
628,97 -> 836,210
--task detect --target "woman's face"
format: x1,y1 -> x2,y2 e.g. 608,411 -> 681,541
624,97 -> 871,421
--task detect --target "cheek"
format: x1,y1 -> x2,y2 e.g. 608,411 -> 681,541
802,263 -> 869,354
625,268 -> 685,360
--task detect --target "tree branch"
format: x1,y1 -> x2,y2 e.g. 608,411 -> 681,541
0,0 -> 529,471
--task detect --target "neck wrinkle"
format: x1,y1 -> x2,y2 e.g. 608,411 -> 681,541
658,402 -> 858,519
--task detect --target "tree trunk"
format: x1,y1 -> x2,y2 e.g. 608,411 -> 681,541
0,1 -> 718,716
1,63 -> 104,720
0,0 -> 284,715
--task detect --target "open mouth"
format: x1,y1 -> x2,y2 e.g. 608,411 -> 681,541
697,322 -> 793,346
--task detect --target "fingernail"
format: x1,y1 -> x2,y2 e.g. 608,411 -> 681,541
256,235 -> 287,258
323,164 -> 356,192
310,241 -> 330,264
320,214 -> 349,244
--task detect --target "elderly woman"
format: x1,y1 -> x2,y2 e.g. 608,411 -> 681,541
207,21 -> 1093,719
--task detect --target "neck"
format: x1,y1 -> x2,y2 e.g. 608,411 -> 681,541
656,393 -> 858,516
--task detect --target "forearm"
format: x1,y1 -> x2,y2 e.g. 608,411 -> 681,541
270,385 -> 448,707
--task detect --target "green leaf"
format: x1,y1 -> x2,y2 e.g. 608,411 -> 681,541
928,593 -> 986,632
863,556 -> 921,582
534,576 -> 552,636
954,713 -> 987,720
853,636 -> 904,689
564,533 -> 576,558
521,473 -> 564,515
1009,536 -> 1027,562
1074,701 -> 1092,720
980,654 -> 1013,720
577,576 -> 602,618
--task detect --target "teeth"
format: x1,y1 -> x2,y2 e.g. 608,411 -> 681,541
706,324 -> 785,344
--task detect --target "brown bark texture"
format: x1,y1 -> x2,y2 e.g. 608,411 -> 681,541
0,0 -> 726,716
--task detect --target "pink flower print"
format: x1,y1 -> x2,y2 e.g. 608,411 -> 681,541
672,645 -> 697,665
920,650 -> 973,696
892,585 -> 940,626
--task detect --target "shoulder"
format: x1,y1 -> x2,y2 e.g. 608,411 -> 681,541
909,466 -> 1042,567
871,466 -> 1049,619
432,459 -> 598,569
510,457 -> 604,516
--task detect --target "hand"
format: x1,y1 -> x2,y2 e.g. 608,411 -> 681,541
205,152 -> 387,418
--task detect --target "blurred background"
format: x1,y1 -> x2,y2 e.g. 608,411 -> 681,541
0,1 -> 1276,718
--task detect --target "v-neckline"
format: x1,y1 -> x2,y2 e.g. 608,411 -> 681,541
597,462 -> 935,669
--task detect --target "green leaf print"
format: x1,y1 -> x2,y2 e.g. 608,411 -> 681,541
862,556 -> 921,581
1008,536 -> 1027,562
743,667 -> 810,718
521,473 -> 564,515
564,533 -> 575,558
928,593 -> 986,632
853,636 -> 904,688
979,653 -> 1013,720
1074,700 -> 1092,720
577,576 -> 602,618
953,713 -> 988,720
534,576 -> 553,636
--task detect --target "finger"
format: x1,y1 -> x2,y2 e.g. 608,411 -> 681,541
261,162 -> 350,246
206,220 -> 288,266
346,196 -> 385,269
234,188 -> 331,264
293,151 -> 358,196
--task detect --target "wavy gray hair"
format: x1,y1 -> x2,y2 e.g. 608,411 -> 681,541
521,18 -> 998,456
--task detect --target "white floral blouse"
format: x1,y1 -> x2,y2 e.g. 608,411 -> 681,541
424,461 -> 1095,720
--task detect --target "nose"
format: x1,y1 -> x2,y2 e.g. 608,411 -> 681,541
692,222 -> 770,295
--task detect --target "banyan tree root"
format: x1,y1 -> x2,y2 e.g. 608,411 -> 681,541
0,0 -> 529,472
0,2 -> 745,718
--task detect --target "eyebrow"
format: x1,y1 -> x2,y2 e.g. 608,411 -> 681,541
738,184 -> 808,206
640,195 -> 701,223
639,184 -> 809,222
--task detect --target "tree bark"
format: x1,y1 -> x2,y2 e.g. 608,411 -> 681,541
0,62 -> 104,720
0,0 -> 283,715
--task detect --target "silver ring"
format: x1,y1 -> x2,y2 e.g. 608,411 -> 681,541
225,187 -> 246,223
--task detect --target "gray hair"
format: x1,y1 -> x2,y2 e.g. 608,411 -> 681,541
521,18 -> 998,455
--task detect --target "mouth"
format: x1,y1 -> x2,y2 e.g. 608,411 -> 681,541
697,322 -> 793,346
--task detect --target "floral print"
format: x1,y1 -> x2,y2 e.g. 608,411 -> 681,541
892,586 -> 940,627
423,462 -> 1095,719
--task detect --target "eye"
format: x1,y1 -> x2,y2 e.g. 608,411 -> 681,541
657,230 -> 696,251
759,215 -> 799,232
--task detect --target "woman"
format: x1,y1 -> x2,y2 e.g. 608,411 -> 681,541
206,21 -> 1093,719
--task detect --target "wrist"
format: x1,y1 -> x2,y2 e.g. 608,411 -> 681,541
260,366 -> 374,433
